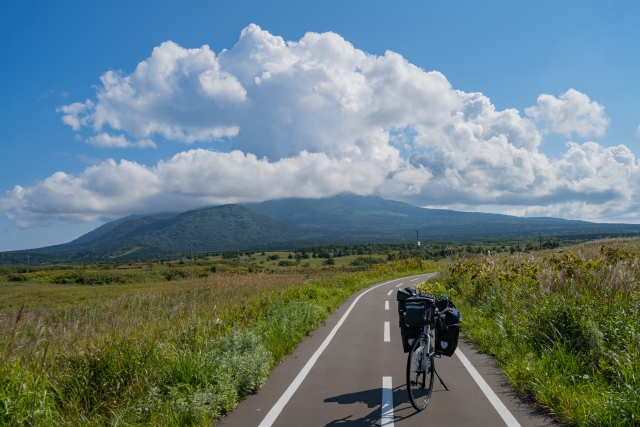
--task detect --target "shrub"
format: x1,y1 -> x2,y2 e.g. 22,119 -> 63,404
163,269 -> 189,281
350,256 -> 383,266
278,260 -> 295,267
439,239 -> 640,425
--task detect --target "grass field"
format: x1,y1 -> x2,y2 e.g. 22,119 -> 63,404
0,251 -> 389,312
423,238 -> 640,426
0,257 -> 432,426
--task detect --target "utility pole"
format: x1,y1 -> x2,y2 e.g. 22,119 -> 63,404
1,253 -> 4,275
93,247 -> 96,269
190,243 -> 193,262
26,255 -> 30,273
539,231 -> 542,250
416,230 -> 422,268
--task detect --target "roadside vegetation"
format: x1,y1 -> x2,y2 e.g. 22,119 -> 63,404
1,234 -> 584,267
421,237 -> 640,426
0,257 -> 433,426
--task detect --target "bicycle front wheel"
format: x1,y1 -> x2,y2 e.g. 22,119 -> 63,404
406,334 -> 434,411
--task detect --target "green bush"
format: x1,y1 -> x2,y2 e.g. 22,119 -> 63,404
127,330 -> 271,424
28,270 -> 144,285
163,269 -> 189,281
277,260 -> 295,267
439,241 -> 640,426
349,256 -> 383,266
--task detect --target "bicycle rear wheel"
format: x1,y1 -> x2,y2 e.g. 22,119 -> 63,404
406,334 -> 434,411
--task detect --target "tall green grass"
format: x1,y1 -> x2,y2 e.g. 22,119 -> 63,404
1,259 -> 432,426
431,238 -> 640,426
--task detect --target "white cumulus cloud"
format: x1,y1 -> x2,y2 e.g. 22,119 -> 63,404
1,25 -> 638,226
525,88 -> 610,137
86,133 -> 157,149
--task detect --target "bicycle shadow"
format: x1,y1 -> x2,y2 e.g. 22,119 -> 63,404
322,384 -> 421,426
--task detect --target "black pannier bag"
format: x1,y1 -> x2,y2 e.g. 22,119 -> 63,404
400,327 -> 420,353
435,301 -> 462,357
445,305 -> 462,325
396,287 -> 416,326
397,288 -> 423,353
397,289 -> 437,352
404,297 -> 436,327
435,323 -> 459,357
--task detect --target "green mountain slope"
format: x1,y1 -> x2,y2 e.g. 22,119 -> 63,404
8,194 -> 640,261
69,212 -> 178,245
89,204 -> 291,251
244,194 -> 640,241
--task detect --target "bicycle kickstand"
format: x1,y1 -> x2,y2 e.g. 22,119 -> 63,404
434,367 -> 450,391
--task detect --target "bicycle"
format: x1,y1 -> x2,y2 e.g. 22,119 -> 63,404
406,307 -> 450,411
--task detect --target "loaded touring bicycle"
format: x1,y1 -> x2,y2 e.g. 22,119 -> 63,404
396,287 -> 462,411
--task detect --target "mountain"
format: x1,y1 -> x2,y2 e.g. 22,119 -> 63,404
6,194 -> 640,261
88,204 -> 291,251
11,204 -> 291,261
243,194 -> 640,242
68,212 -> 179,245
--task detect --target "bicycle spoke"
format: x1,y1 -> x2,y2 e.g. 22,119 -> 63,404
406,335 -> 435,411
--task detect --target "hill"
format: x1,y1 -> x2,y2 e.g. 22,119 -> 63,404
68,212 -> 178,245
244,194 -> 640,242
5,194 -> 640,261
88,204 -> 291,252
11,205 -> 291,262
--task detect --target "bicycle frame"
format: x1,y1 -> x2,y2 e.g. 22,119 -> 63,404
413,325 -> 432,374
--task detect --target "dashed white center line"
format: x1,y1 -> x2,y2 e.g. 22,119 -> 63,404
385,300 -> 389,310
387,290 -> 393,296
381,376 -> 394,426
384,321 -> 390,342
257,280 -> 391,427
395,283 -> 403,287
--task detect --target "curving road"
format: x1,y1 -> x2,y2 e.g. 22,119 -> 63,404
220,274 -> 556,427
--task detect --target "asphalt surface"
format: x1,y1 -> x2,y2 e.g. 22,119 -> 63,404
219,273 -> 557,427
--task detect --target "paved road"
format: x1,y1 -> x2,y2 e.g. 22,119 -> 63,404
220,274 -> 556,427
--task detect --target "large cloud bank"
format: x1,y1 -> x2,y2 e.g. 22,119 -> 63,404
2,24 -> 639,226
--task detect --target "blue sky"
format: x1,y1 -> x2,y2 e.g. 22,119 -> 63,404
2,0 -> 640,251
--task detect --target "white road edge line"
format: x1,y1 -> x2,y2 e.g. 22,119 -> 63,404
384,321 -> 390,342
257,276 -> 413,427
455,348 -> 521,427
381,376 -> 394,426
387,290 -> 394,296
385,300 -> 389,310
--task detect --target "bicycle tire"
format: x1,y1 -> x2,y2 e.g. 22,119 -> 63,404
406,334 -> 434,411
